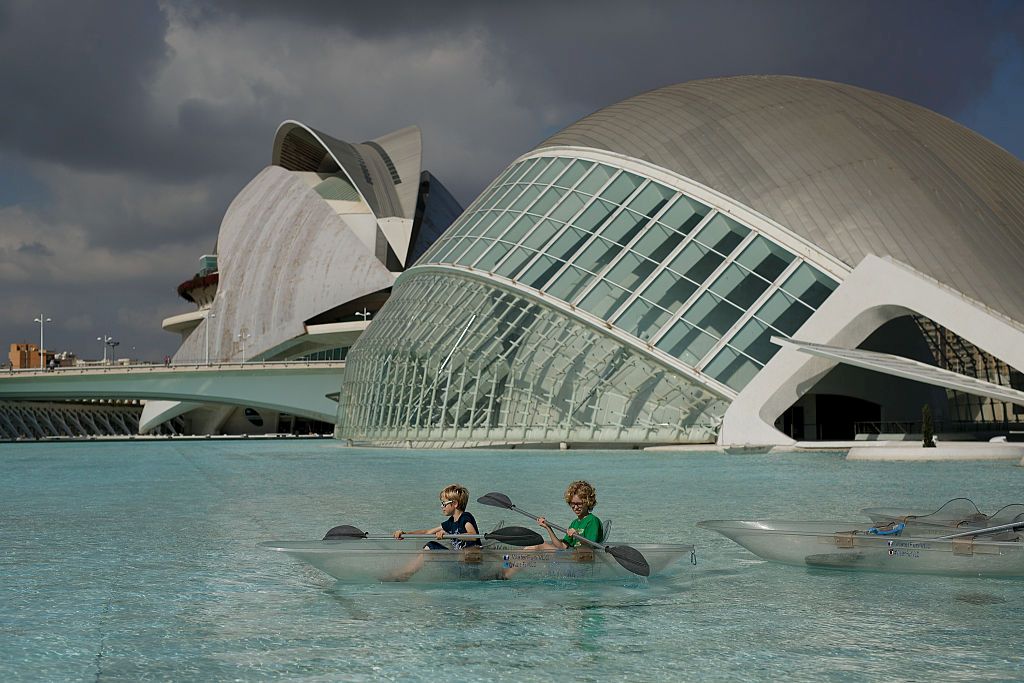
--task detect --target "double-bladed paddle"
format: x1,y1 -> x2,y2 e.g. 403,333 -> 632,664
934,520 -> 1024,541
477,492 -> 651,576
322,524 -> 543,546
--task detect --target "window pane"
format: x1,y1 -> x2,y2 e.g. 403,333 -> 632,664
545,265 -> 594,301
682,291 -> 742,338
520,254 -> 564,288
600,172 -> 644,204
736,236 -> 795,282
548,191 -> 587,223
572,236 -> 621,274
501,214 -> 538,244
626,182 -> 675,218
615,297 -> 671,341
508,185 -> 541,212
658,195 -> 710,234
454,210 -> 489,238
546,226 -> 591,262
640,270 -> 698,313
729,317 -> 782,365
528,187 -> 564,216
693,213 -> 749,255
495,247 -> 535,278
534,157 -> 569,185
666,241 -> 724,284
521,218 -> 563,250
573,200 -> 618,233
709,263 -> 770,309
575,164 -> 616,195
504,160 -> 534,184
631,222 -> 687,264
516,158 -> 550,184
604,251 -> 658,292
599,209 -> 649,246
579,279 -> 632,320
704,346 -> 761,391
480,212 -> 514,239
456,238 -> 491,267
754,289 -> 813,336
433,235 -> 471,263
475,241 -> 511,271
492,184 -> 528,211
655,319 -> 717,366
781,263 -> 839,308
553,159 -> 592,189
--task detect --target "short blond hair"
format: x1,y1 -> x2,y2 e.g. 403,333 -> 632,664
564,480 -> 596,512
440,484 -> 469,511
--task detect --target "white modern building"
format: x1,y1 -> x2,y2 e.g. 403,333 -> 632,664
144,121 -> 461,435
336,75 -> 1024,447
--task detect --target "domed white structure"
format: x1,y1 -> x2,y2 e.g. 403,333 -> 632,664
337,76 -> 1024,447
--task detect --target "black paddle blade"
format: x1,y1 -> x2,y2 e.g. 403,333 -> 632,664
607,545 -> 651,577
323,524 -> 368,540
486,526 -> 543,547
478,492 -> 514,509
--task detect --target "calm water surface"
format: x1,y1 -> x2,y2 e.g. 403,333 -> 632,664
2,441 -> 1023,682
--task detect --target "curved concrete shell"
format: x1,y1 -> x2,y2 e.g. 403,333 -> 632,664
541,75 -> 1024,324
172,165 -> 397,364
273,121 -> 421,220
147,120 -> 460,436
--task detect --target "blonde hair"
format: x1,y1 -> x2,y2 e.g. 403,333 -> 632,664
564,480 -> 596,512
440,484 -> 469,511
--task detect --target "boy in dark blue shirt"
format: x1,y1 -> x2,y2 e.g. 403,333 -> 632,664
393,484 -> 482,550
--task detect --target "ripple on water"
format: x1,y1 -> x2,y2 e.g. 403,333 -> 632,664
2,442 -> 1023,682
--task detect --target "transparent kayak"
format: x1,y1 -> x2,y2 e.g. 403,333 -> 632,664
697,519 -> 1024,577
862,498 -> 1024,532
259,539 -> 695,583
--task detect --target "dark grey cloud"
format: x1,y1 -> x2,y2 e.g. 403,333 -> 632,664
0,0 -> 1020,361
0,1 -> 169,173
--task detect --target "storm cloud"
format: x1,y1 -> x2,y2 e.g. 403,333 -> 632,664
1,0 -> 1021,360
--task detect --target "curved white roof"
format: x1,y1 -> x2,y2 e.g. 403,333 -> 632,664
272,121 -> 422,220
540,76 -> 1024,324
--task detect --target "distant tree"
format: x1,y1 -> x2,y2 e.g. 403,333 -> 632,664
922,404 -> 936,448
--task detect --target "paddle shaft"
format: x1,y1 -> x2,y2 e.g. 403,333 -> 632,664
386,533 -> 486,541
504,504 -> 605,552
934,521 -> 1024,540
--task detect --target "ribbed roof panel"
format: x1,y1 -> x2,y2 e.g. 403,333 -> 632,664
539,76 -> 1024,324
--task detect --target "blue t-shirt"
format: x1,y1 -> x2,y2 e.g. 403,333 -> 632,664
442,511 -> 481,548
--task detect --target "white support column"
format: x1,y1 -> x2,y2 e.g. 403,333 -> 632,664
719,255 -> 1024,446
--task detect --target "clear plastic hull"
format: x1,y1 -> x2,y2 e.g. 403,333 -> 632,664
260,540 -> 694,583
698,520 -> 1024,577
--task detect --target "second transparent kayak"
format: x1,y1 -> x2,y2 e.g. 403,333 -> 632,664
697,519 -> 1024,577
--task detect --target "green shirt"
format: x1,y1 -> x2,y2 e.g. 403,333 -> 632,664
563,513 -> 601,547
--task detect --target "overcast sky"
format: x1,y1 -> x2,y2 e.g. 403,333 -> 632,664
1,0 -> 1021,361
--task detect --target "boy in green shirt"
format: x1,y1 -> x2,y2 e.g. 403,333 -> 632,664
537,480 -> 602,549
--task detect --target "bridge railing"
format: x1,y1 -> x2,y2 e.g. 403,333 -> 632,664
1,360 -> 346,377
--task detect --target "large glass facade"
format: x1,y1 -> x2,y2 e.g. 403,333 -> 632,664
419,154 -> 839,391
338,272 -> 730,446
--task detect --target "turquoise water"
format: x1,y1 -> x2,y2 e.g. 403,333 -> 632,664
2,441 -> 1023,682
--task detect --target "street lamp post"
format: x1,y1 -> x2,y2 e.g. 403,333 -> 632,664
107,339 -> 120,363
204,311 -> 216,365
237,331 -> 251,363
33,314 -> 52,369
97,335 -> 112,364
355,308 -> 372,322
